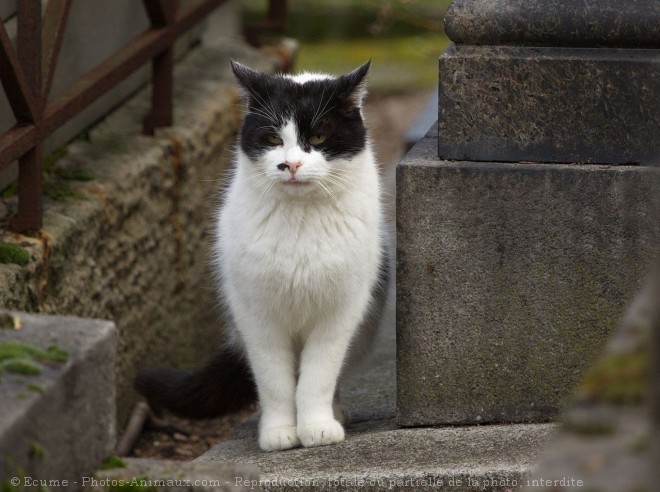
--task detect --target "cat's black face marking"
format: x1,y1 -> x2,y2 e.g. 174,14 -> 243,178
232,61 -> 370,161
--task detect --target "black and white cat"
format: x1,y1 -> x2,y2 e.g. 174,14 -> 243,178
136,61 -> 390,452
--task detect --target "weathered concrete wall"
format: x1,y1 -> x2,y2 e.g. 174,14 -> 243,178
0,42 -> 279,426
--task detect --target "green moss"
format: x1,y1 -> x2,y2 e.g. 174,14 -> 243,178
1,359 -> 41,376
43,148 -> 68,174
25,383 -> 44,393
580,350 -> 649,405
0,243 -> 30,266
42,180 -> 85,202
55,169 -> 95,181
29,441 -> 46,459
0,342 -> 68,379
0,181 -> 17,199
100,455 -> 127,470
1,465 -> 25,492
0,342 -> 69,364
1,146 -> 90,204
43,345 -> 69,363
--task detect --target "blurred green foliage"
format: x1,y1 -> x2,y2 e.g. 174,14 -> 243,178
241,0 -> 452,93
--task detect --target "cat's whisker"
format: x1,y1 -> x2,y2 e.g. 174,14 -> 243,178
312,84 -> 339,127
323,179 -> 350,197
266,93 -> 279,124
324,172 -> 356,190
254,178 -> 277,207
249,90 -> 279,123
324,176 -> 349,191
247,108 -> 277,123
311,87 -> 326,126
236,104 -> 276,123
242,173 -> 273,194
313,104 -> 338,126
317,181 -> 336,201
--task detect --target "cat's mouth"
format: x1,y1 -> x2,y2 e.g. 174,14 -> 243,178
283,178 -> 310,186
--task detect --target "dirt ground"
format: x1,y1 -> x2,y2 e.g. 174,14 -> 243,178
128,88 -> 433,460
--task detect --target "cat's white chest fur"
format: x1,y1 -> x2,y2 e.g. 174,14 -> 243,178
218,149 -> 381,336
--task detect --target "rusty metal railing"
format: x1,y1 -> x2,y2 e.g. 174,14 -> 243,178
0,0 -> 227,233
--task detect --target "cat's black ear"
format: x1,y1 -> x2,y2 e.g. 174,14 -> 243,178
230,60 -> 271,100
337,60 -> 371,107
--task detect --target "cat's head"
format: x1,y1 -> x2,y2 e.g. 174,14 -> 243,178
231,60 -> 371,196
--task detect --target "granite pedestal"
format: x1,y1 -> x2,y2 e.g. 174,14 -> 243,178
396,130 -> 659,426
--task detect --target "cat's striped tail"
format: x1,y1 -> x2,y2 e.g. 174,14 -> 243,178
133,350 -> 257,419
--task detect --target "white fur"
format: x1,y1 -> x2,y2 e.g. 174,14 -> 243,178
285,71 -> 333,84
213,117 -> 383,451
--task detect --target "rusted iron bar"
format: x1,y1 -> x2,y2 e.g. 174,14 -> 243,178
13,0 -> 44,232
18,1 -> 42,106
12,146 -> 43,232
143,48 -> 174,135
42,0 -> 225,138
0,0 -> 228,232
143,0 -> 177,27
267,0 -> 288,28
1,0 -> 224,170
0,126 -> 37,172
41,0 -> 72,100
246,0 -> 288,46
0,18 -> 38,122
142,0 -> 177,135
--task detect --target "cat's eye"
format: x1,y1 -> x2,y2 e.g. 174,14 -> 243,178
266,134 -> 283,146
309,134 -> 327,145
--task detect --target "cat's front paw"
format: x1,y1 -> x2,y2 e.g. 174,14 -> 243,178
297,419 -> 345,447
259,425 -> 301,452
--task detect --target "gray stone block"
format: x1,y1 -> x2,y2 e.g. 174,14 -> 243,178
438,45 -> 660,165
396,132 -> 660,426
444,0 -> 660,48
0,312 -> 115,491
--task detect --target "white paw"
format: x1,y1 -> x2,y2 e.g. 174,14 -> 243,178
297,420 -> 345,448
259,425 -> 301,452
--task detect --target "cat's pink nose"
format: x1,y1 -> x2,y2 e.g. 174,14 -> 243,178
287,161 -> 302,175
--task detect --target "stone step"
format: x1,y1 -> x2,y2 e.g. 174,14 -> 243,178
396,127 -> 660,426
197,419 -> 555,492
0,312 -> 116,491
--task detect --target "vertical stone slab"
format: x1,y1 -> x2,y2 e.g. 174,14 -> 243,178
396,133 -> 660,425
0,313 -> 116,491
